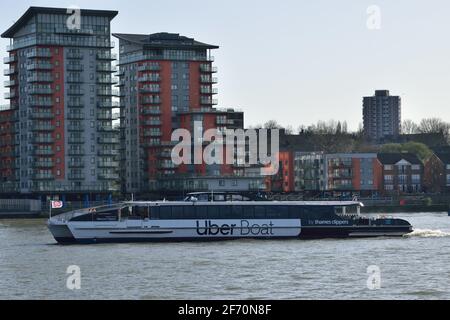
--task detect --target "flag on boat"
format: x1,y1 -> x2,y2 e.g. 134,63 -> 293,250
51,201 -> 64,209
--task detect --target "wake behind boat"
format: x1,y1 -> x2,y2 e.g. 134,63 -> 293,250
47,192 -> 413,244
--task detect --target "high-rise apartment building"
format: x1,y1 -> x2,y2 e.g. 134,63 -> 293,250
363,90 -> 401,141
0,7 -> 120,199
114,32 -> 263,195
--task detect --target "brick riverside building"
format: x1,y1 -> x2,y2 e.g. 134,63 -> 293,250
0,7 -> 119,200
424,152 -> 450,193
378,153 -> 423,194
114,32 -> 264,195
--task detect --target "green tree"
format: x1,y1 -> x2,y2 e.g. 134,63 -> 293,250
380,142 -> 432,162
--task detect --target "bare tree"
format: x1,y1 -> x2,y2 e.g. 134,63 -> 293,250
402,119 -> 419,134
418,118 -> 450,136
263,120 -> 282,129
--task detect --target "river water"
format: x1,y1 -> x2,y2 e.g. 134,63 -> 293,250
0,212 -> 449,300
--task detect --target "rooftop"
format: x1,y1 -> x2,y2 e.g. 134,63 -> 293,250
377,153 -> 422,165
113,32 -> 219,50
2,6 -> 118,38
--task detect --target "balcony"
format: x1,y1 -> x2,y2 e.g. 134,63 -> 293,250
67,52 -> 84,59
140,86 -> 161,93
97,77 -> 118,84
67,63 -> 83,71
141,108 -> 161,115
4,55 -> 17,64
97,125 -> 118,132
30,112 -> 54,120
142,119 -> 161,126
97,89 -> 119,96
28,86 -> 53,95
68,149 -> 85,156
199,65 -> 218,73
32,136 -> 53,144
140,97 -> 161,105
32,160 -> 54,168
67,113 -> 84,120
33,149 -> 54,156
68,161 -> 85,168
27,62 -> 53,71
32,173 -> 54,180
27,74 -> 53,83
67,124 -> 84,131
27,49 -> 52,59
200,77 -> 218,84
97,100 -> 120,108
98,137 -> 119,144
97,64 -> 116,73
96,52 -> 117,60
30,124 -> 55,131
98,149 -> 119,156
68,174 -> 85,180
138,64 -> 161,72
200,98 -> 218,105
68,137 -> 85,144
67,89 -> 84,96
4,92 -> 17,99
138,75 -> 161,82
98,173 -> 120,180
67,100 -> 84,108
4,68 -> 17,76
4,80 -> 17,87
29,99 -> 53,107
98,161 -> 119,168
200,87 -> 218,95
143,130 -> 162,137
66,77 -> 84,83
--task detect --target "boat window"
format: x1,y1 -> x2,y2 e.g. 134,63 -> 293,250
266,206 -> 288,219
242,205 -> 254,219
219,205 -> 231,218
196,194 -> 209,202
94,209 -> 118,221
150,206 -> 160,219
196,206 -> 208,219
160,206 -> 172,219
183,205 -> 196,219
288,206 -> 300,218
254,206 -> 266,219
207,206 -> 221,219
213,194 -> 225,201
231,205 -> 243,218
171,206 -> 184,219
121,206 -> 132,218
70,212 -> 93,221
133,206 -> 149,219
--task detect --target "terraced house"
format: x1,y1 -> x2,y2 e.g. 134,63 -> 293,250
378,153 -> 423,194
0,7 -> 120,200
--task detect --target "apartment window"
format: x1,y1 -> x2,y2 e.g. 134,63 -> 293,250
384,165 -> 393,170
219,180 -> 225,186
412,165 -> 420,170
446,165 -> 450,170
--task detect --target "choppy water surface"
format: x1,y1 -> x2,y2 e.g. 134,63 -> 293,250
0,212 -> 449,299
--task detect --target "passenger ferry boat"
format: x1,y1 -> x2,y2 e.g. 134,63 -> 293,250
47,192 -> 413,244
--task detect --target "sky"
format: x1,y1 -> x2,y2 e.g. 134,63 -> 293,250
1,0 -> 450,131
